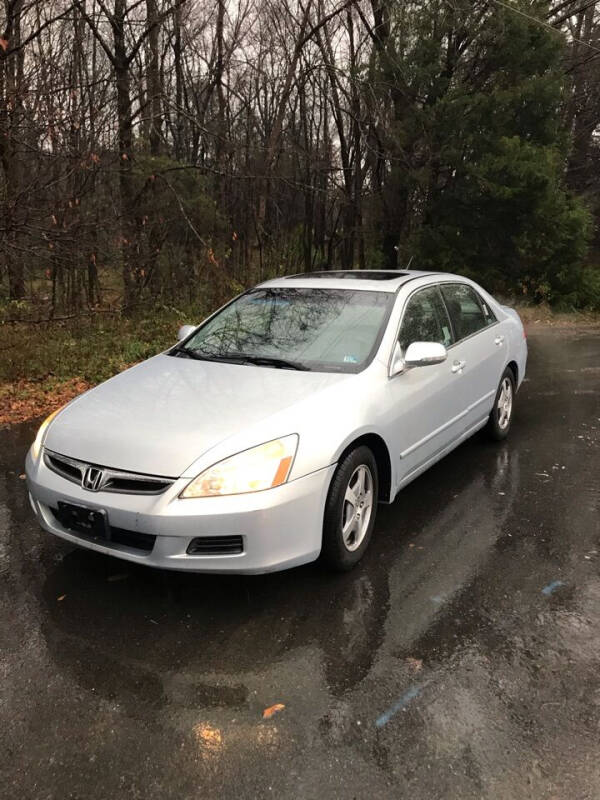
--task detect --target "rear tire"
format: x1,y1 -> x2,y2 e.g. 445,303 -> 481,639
487,368 -> 515,441
321,446 -> 379,571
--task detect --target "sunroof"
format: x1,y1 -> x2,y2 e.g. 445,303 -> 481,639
285,270 -> 409,281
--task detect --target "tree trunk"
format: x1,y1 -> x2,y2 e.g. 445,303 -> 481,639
1,0 -> 26,299
173,0 -> 185,160
214,0 -> 226,201
113,0 -> 136,310
146,0 -> 162,156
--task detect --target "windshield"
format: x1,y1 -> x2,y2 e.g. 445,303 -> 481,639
178,287 -> 395,373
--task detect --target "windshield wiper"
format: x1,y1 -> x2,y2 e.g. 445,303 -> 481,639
171,346 -> 213,361
172,347 -> 308,370
226,353 -> 310,371
172,346 -> 246,363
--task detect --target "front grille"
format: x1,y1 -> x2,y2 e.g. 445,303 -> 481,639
187,536 -> 244,556
50,507 -> 156,553
102,476 -> 172,494
44,450 -> 174,495
46,452 -> 82,483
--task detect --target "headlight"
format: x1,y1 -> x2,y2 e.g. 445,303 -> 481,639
180,435 -> 298,498
31,406 -> 64,460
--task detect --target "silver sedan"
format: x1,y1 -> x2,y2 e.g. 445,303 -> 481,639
25,270 -> 527,573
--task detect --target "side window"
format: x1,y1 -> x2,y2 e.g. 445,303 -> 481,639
440,284 -> 493,341
479,295 -> 497,326
398,287 -> 454,353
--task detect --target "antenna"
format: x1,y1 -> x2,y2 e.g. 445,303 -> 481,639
405,255 -> 415,270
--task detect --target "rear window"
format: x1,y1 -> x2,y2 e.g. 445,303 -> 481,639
440,284 -> 495,340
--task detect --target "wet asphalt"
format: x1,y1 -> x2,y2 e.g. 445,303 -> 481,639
1,327 -> 599,800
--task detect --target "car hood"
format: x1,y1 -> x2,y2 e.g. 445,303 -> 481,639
44,354 -> 349,476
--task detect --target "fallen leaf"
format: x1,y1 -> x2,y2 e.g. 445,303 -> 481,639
406,657 -> 423,673
193,723 -> 222,751
262,703 -> 285,719
0,376 -> 94,426
0,38 -> 8,52
57,594 -> 66,602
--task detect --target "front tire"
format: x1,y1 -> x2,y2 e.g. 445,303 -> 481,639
487,368 -> 515,441
321,446 -> 379,571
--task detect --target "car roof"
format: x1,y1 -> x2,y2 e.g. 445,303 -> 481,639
257,270 -> 438,293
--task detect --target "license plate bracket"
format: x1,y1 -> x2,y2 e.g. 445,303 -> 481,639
56,501 -> 109,541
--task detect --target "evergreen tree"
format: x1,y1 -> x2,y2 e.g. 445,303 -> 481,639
366,0 -> 591,301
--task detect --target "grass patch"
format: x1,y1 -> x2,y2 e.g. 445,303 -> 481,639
0,306 -> 200,385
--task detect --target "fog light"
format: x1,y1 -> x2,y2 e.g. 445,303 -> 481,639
187,536 -> 244,555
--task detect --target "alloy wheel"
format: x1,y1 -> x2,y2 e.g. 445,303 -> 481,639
341,464 -> 374,552
497,376 -> 513,430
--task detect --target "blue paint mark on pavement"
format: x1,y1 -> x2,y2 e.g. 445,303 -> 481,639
542,580 -> 565,596
376,686 -> 421,728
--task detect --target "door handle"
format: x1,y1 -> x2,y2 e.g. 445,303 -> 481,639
451,360 -> 466,373
494,335 -> 505,346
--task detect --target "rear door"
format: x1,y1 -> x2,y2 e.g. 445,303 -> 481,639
439,283 -> 505,429
386,285 -> 466,484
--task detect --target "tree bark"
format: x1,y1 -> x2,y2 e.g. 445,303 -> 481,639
146,0 -> 162,156
1,0 -> 26,299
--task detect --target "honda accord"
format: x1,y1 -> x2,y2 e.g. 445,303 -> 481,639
25,270 -> 527,572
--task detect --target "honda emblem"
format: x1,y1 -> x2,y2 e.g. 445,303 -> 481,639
82,466 -> 104,491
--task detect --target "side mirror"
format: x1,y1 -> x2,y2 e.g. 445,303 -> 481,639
404,341 -> 447,368
177,324 -> 196,342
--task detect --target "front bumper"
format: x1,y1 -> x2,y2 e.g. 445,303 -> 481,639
26,448 -> 335,573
